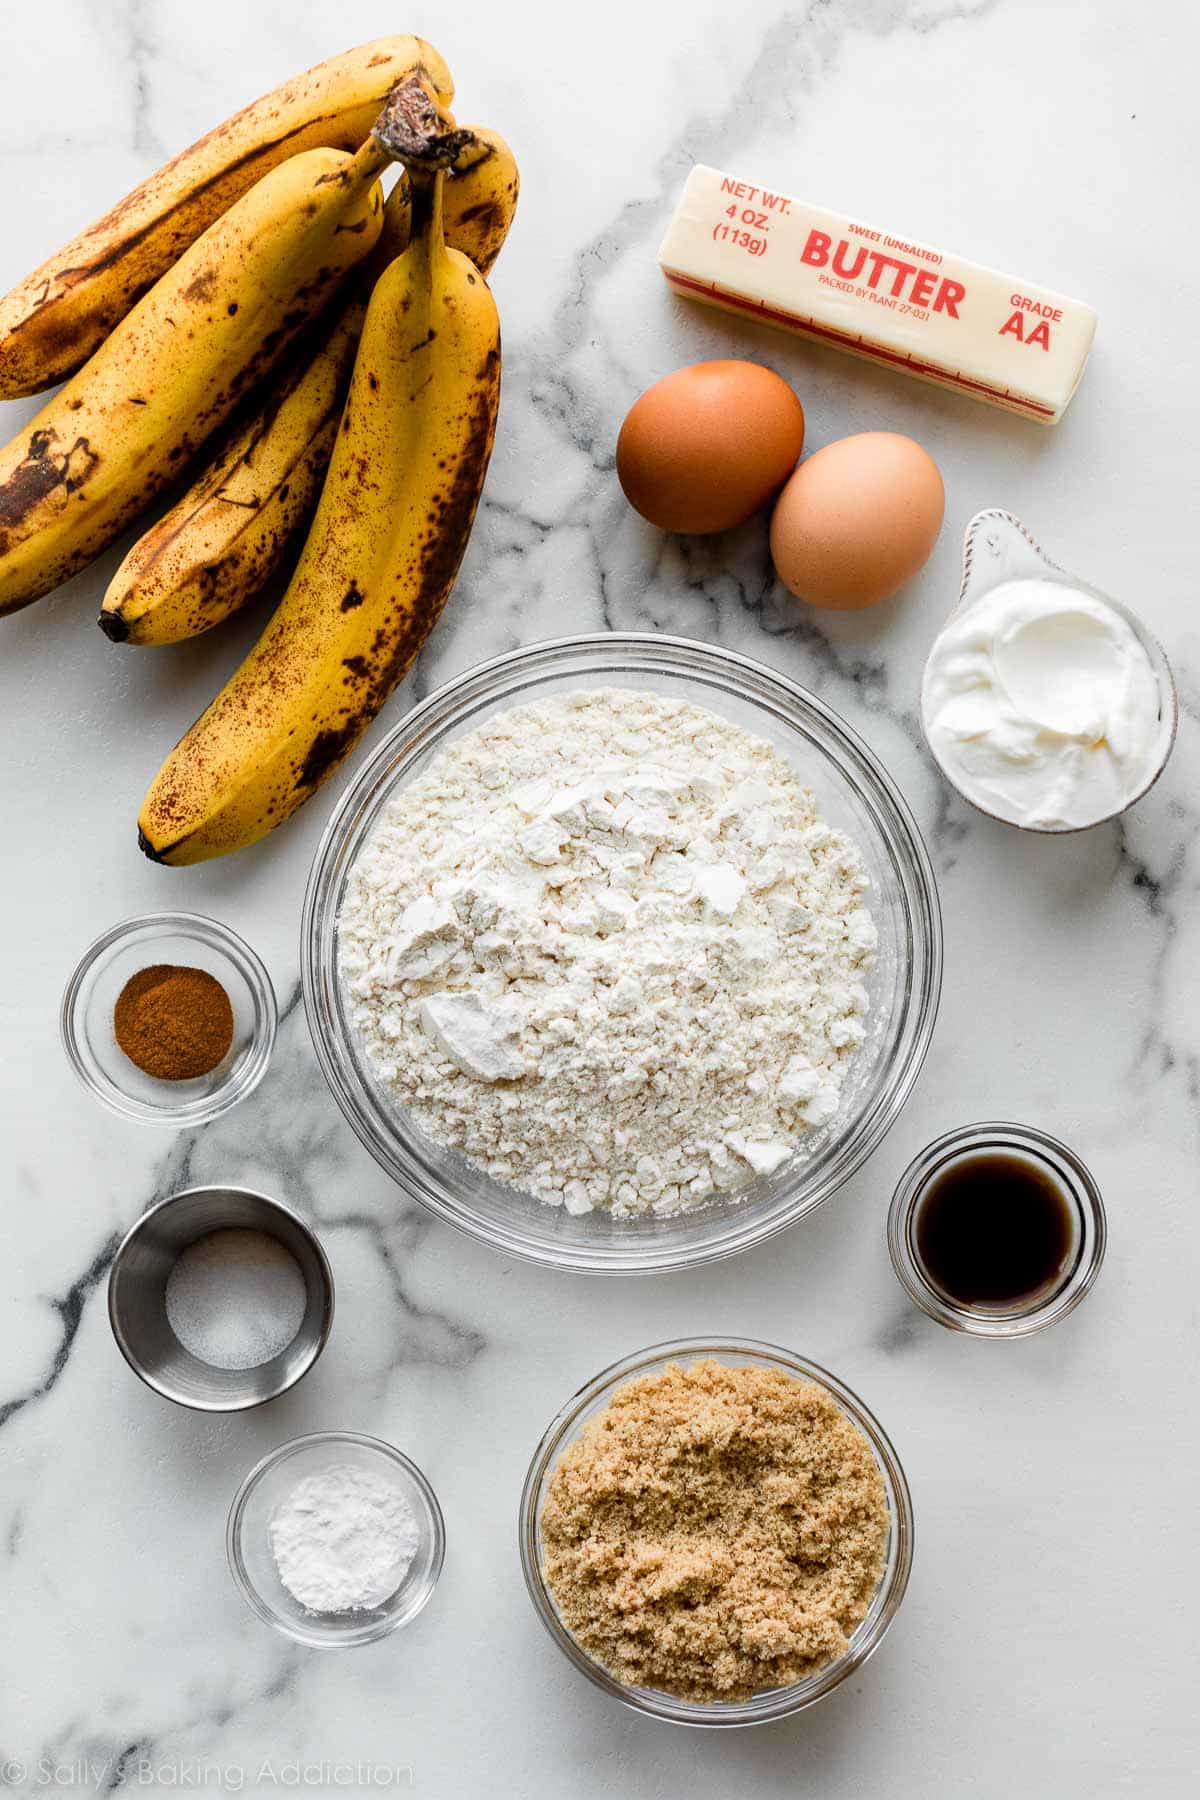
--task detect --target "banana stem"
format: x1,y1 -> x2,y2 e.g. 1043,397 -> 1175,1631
372,75 -> 477,173
347,133 -> 394,186
408,169 -> 446,256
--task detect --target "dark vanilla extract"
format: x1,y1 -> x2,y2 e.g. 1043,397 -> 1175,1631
913,1151 -> 1078,1311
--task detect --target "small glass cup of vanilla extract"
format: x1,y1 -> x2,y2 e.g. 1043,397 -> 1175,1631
888,1123 -> 1106,1338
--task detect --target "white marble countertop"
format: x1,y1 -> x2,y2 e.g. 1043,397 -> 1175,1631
1,1 -> 1196,1794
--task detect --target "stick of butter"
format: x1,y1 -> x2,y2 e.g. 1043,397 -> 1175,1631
658,165 -> 1096,424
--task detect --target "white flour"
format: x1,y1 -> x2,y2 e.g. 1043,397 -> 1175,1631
269,1464 -> 420,1614
338,689 -> 877,1218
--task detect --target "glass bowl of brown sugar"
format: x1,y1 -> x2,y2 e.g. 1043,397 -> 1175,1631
61,911 -> 277,1126
519,1337 -> 914,1726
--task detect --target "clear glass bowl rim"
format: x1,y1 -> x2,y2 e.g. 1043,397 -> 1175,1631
517,1335 -> 915,1727
60,910 -> 277,1126
301,631 -> 943,1275
887,1120 -> 1107,1337
226,1430 -> 446,1647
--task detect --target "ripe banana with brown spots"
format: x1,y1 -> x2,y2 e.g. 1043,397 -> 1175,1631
443,126 -> 520,277
138,162 -> 501,865
100,128 -> 517,647
97,299 -> 368,646
0,134 -> 399,617
0,37 -> 452,399
95,182 -> 414,647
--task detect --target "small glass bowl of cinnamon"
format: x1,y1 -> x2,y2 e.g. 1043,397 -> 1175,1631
62,912 -> 277,1126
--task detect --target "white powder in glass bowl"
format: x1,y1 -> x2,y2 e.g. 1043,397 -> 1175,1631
337,689 -> 877,1218
269,1464 -> 419,1614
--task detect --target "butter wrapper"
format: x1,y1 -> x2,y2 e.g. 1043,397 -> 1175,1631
658,164 -> 1096,423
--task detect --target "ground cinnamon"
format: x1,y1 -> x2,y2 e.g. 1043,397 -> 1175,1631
113,964 -> 234,1080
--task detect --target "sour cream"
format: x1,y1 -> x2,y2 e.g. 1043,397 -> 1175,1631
922,578 -> 1169,830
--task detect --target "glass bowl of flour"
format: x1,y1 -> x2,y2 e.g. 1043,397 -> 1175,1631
302,634 -> 942,1274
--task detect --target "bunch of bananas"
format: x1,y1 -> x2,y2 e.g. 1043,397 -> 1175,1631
0,37 -> 516,863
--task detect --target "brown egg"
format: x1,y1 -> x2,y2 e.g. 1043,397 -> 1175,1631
769,432 -> 945,609
617,361 -> 805,534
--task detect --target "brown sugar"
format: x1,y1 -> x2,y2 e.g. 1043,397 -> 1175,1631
540,1359 -> 889,1702
113,963 -> 234,1081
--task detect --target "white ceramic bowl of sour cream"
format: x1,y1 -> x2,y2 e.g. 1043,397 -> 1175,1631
921,510 -> 1177,833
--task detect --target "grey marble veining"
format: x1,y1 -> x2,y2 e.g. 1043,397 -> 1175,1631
0,1 -> 1196,1795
